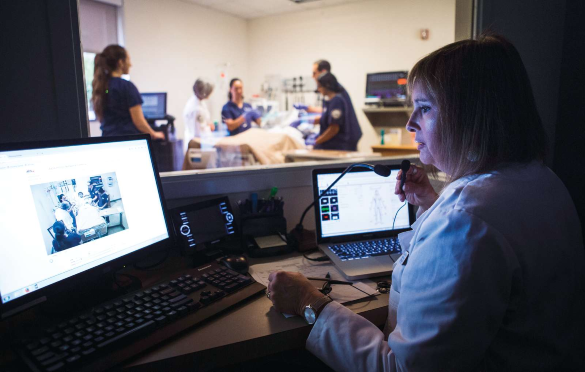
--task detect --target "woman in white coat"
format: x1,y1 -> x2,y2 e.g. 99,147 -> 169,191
267,34 -> 585,371
183,78 -> 214,154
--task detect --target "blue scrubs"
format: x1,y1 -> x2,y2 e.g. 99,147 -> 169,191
100,77 -> 143,136
339,84 -> 362,146
221,101 -> 253,136
315,93 -> 362,151
98,192 -> 110,223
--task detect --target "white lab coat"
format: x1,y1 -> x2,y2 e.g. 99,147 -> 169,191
54,208 -> 74,230
306,162 -> 585,372
183,95 -> 212,154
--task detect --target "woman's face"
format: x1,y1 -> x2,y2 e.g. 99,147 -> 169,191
316,82 -> 326,96
230,80 -> 243,101
119,53 -> 132,74
406,83 -> 445,171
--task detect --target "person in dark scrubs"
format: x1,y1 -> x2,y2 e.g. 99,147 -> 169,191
88,182 -> 99,205
52,221 -> 81,253
294,60 -> 362,147
313,73 -> 362,151
91,45 -> 164,140
221,78 -> 261,136
97,188 -> 111,224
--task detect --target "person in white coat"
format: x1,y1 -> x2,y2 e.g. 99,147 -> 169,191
267,34 -> 585,372
183,78 -> 214,154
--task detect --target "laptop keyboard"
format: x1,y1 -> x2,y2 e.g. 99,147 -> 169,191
328,237 -> 401,261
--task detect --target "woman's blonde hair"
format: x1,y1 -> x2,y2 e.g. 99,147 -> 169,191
408,34 -> 547,182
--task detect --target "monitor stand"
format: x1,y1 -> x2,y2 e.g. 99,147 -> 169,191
190,240 -> 243,267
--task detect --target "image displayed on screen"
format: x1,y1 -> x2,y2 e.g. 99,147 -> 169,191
30,172 -> 128,256
142,93 -> 166,119
0,139 -> 169,306
317,170 -> 410,238
174,200 -> 235,251
366,72 -> 407,100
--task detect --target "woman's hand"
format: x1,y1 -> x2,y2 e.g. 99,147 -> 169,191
150,131 -> 165,141
267,271 -> 324,316
394,164 -> 438,211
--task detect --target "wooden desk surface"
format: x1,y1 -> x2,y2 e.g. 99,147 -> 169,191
284,149 -> 382,163
371,144 -> 419,157
0,254 -> 389,371
125,254 -> 389,371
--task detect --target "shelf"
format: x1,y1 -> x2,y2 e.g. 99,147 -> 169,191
362,107 -> 412,114
371,144 -> 419,157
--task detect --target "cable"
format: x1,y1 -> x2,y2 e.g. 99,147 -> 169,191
350,284 -> 376,298
392,201 -> 408,231
133,247 -> 170,271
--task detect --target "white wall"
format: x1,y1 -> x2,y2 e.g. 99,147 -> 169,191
121,0 -> 456,152
123,0 -> 249,142
247,0 -> 456,152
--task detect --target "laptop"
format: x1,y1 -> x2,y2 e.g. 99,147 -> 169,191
313,165 -> 415,280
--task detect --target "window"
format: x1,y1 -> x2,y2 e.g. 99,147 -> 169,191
83,52 -> 96,121
78,0 -> 120,126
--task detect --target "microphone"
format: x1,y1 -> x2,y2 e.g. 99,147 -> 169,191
400,159 -> 410,192
291,163 -> 390,250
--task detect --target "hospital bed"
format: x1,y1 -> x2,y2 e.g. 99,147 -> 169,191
76,204 -> 107,242
182,128 -> 304,170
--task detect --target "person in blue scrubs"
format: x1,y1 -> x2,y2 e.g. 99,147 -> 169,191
91,45 -> 164,140
313,73 -> 361,151
294,60 -> 362,148
97,187 -> 111,224
221,78 -> 261,136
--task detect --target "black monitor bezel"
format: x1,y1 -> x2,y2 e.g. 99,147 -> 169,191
365,71 -> 408,99
141,92 -> 168,120
0,134 -> 174,319
312,164 -> 415,245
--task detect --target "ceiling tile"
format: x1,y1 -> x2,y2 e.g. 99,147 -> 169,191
185,0 -> 372,19
211,1 -> 268,19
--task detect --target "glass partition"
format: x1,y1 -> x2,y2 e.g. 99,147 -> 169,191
79,0 -> 471,174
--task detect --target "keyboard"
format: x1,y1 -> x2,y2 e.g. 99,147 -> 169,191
328,237 -> 401,261
16,261 -> 265,372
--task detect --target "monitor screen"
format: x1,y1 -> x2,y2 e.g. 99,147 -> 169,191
141,92 -> 167,119
366,71 -> 408,100
0,138 -> 169,306
315,169 -> 410,239
170,197 -> 236,252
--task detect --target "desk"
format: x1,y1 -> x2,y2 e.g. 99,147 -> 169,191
126,253 -> 388,371
124,253 -> 389,370
283,149 -> 382,163
0,253 -> 388,371
371,144 -> 419,157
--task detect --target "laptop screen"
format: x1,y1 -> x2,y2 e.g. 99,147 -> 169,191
315,168 -> 411,239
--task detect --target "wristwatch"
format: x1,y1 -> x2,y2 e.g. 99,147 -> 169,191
303,295 -> 333,325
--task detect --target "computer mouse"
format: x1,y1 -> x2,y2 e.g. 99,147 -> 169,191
221,255 -> 249,274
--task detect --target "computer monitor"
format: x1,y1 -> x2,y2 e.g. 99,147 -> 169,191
365,71 -> 408,105
0,135 -> 172,318
141,92 -> 167,120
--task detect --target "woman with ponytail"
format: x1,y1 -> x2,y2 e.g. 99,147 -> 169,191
92,45 -> 164,140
